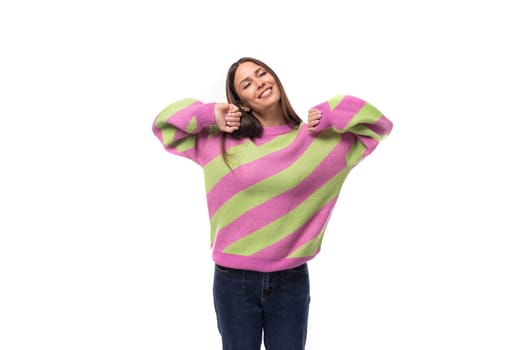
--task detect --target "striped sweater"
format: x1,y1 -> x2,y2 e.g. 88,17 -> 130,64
152,95 -> 393,272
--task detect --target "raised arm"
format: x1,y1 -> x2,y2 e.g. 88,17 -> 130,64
308,95 -> 393,167
152,98 -> 241,161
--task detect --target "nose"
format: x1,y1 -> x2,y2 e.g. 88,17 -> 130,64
255,78 -> 265,89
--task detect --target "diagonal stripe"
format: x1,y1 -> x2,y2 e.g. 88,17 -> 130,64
251,197 -> 337,259
204,128 -> 300,193
154,98 -> 198,129
211,138 -> 349,249
222,168 -> 350,255
336,102 -> 383,132
206,129 -> 314,216
209,129 -> 340,234
287,229 -> 326,258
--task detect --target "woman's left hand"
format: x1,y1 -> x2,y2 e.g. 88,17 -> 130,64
307,108 -> 322,132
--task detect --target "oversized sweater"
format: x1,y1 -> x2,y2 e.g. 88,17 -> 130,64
152,95 -> 393,272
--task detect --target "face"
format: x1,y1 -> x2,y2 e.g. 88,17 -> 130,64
233,61 -> 281,113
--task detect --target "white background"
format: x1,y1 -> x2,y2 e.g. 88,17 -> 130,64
1,0 -> 524,349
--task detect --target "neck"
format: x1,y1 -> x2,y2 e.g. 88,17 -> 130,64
253,105 -> 286,127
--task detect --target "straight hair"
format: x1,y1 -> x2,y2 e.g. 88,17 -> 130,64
221,57 -> 302,168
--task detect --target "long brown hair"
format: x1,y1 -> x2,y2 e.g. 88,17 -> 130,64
221,57 -> 302,167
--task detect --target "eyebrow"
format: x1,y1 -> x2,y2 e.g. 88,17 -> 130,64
239,67 -> 264,86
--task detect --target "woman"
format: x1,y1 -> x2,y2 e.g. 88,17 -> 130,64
152,57 -> 393,349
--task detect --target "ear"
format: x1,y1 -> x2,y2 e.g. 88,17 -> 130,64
240,104 -> 251,112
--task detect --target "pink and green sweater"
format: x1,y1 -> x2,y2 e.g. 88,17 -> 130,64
152,95 -> 393,272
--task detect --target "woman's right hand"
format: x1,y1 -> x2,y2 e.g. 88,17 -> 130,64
215,103 -> 242,133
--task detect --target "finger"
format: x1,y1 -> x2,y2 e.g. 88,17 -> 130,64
225,125 -> 239,133
308,110 -> 320,121
229,104 -> 242,115
225,115 -> 239,126
229,110 -> 242,118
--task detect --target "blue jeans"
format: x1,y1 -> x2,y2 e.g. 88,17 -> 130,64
213,263 -> 310,350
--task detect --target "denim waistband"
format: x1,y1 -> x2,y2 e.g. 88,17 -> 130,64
215,263 -> 307,274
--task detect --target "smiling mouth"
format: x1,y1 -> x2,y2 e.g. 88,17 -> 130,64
259,88 -> 272,98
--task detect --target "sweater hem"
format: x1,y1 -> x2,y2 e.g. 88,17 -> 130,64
212,251 -> 317,272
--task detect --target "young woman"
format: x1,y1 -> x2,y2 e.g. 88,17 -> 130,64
152,57 -> 393,350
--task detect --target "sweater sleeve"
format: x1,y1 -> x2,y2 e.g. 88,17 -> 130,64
313,95 -> 393,168
152,98 -> 217,163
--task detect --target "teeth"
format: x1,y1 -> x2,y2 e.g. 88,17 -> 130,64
260,88 -> 271,98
